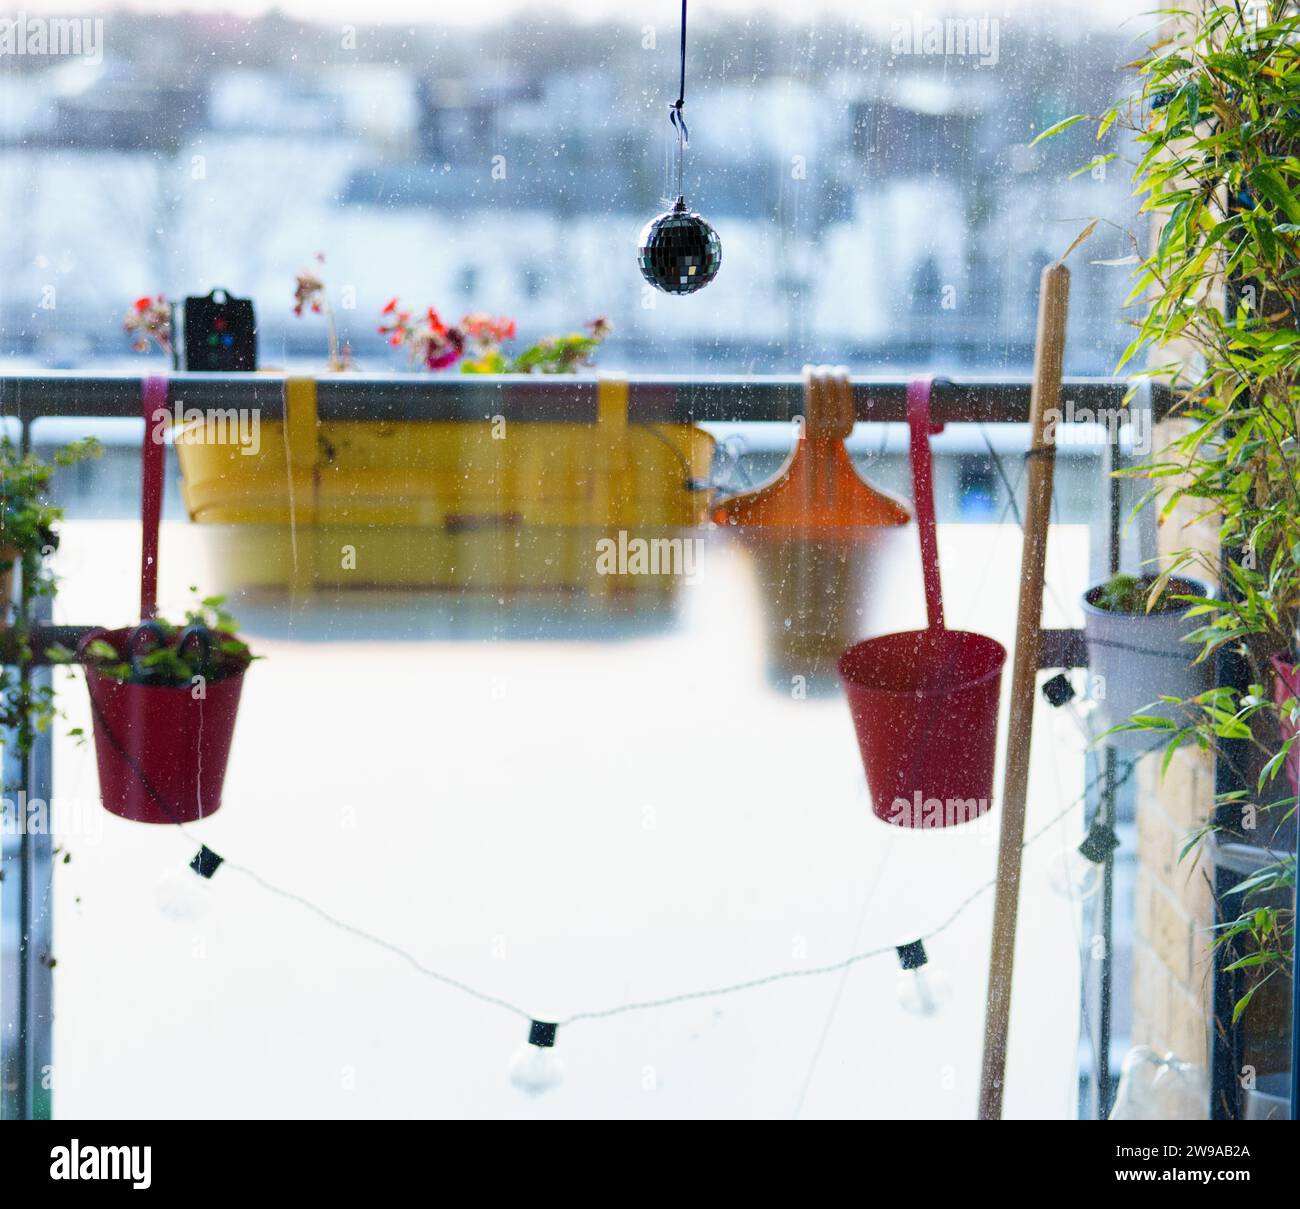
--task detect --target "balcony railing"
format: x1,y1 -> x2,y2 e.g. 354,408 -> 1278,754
0,370 -> 1174,424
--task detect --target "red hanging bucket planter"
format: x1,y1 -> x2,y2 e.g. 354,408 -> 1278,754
82,623 -> 249,825
1270,655 -> 1300,797
837,379 -> 1007,828
81,373 -> 252,824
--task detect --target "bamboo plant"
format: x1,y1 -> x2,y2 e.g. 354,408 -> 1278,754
1038,1 -> 1300,1022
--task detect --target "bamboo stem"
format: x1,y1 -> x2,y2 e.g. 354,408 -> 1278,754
977,261 -> 1070,1120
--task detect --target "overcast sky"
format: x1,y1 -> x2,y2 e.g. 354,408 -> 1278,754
15,0 -> 1145,31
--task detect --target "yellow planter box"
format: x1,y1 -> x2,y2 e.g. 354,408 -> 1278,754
175,376 -> 714,593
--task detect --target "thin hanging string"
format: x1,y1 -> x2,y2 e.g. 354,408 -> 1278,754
144,740 -> 1152,1032
669,0 -> 689,200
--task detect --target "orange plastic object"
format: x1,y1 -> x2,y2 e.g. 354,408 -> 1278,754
713,366 -> 909,529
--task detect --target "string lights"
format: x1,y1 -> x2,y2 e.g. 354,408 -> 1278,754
1041,672 -> 1077,708
133,435 -> 1155,1096
1048,819 -> 1122,902
139,749 -> 1149,1095
155,845 -> 223,922
509,1022 -> 563,1096
895,940 -> 950,1016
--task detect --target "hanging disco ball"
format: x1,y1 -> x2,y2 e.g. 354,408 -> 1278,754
637,197 -> 722,295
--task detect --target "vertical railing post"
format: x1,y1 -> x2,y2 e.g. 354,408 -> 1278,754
24,593 -> 55,1120
0,414 -> 55,1120
1098,435 -> 1123,1117
1291,791 -> 1299,1119
0,716 -> 27,1119
1096,748 -> 1117,1117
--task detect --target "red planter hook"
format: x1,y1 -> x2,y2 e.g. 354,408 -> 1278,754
81,376 -> 248,824
140,374 -> 168,620
906,376 -> 945,631
837,377 -> 1007,829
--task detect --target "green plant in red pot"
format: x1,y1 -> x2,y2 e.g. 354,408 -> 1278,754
63,593 -> 255,825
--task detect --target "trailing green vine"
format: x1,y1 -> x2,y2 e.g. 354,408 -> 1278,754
0,436 -> 102,768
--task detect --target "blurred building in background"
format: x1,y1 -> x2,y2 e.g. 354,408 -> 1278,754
0,8 -> 1139,373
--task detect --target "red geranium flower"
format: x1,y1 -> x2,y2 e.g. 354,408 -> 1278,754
426,326 -> 464,370
461,313 -> 517,347
124,294 -> 172,354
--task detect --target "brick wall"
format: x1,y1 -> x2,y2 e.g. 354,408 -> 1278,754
1133,747 -> 1215,1071
1129,415 -> 1218,1111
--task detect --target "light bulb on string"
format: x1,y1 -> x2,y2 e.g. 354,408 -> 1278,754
1047,821 -> 1120,901
1047,850 -> 1102,901
508,1020 -> 563,1096
895,940 -> 950,1017
155,845 -> 223,921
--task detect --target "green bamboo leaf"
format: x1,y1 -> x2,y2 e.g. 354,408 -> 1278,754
1258,746 -> 1290,789
1224,953 -> 1273,972
1069,154 -> 1116,179
1030,113 -> 1088,145
1251,166 -> 1300,223
1231,986 -> 1257,1024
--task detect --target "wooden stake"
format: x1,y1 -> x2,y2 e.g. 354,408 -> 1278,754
978,261 -> 1070,1120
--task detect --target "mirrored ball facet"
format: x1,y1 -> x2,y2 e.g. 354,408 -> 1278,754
637,205 -> 722,295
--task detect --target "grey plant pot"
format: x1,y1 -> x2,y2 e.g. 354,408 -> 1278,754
1243,1073 -> 1291,1120
1081,577 -> 1213,756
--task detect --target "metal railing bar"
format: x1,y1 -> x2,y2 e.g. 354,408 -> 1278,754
0,372 -> 1175,425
